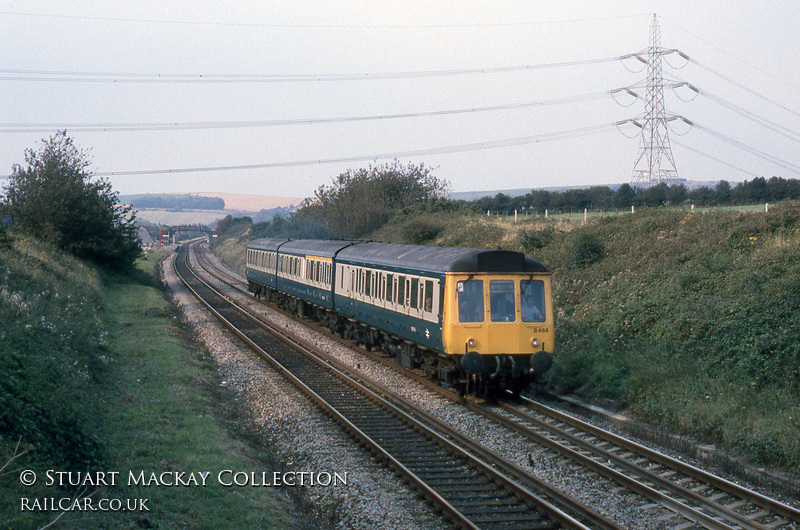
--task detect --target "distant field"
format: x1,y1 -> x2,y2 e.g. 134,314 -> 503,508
196,192 -> 303,211
134,209 -> 230,226
129,192 -> 304,225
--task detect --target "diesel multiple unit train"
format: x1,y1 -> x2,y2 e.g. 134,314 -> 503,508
245,238 -> 554,395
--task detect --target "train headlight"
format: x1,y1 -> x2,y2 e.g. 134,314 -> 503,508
531,338 -> 540,348
467,338 -> 477,348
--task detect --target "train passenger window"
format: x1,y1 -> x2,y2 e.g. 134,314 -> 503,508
397,276 -> 406,306
365,271 -> 371,297
458,280 -> 484,323
410,278 -> 419,309
490,280 -> 516,322
424,280 -> 434,312
521,280 -> 546,322
386,274 -> 393,302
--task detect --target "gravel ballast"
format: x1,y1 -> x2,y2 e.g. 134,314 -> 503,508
163,244 -> 799,529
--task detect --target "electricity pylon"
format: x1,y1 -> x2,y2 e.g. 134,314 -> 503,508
631,14 -> 680,188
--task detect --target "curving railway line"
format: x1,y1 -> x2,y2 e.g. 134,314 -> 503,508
178,240 -> 800,529
175,241 -> 611,529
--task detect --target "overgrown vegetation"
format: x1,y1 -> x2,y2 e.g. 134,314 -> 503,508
537,207 -> 800,472
1,131 -> 142,271
0,235 -> 107,472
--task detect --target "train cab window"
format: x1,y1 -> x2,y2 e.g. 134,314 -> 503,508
490,280 -> 516,322
521,280 -> 546,322
458,280 -> 484,323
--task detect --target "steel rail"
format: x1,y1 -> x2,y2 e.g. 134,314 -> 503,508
176,242 -> 592,529
513,397 -> 800,527
191,242 -> 799,529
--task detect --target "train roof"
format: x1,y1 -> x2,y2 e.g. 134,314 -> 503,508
336,242 -> 549,274
246,238 -> 548,273
246,238 -> 290,251
277,239 -> 363,258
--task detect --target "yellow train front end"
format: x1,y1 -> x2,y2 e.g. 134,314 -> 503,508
442,272 -> 554,394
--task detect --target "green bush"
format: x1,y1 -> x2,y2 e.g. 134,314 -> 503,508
522,225 -> 556,250
401,218 -> 443,245
569,232 -> 605,267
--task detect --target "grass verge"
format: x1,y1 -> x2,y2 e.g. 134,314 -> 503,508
3,250 -> 291,529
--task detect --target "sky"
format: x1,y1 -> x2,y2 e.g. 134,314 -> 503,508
1,1 -> 799,200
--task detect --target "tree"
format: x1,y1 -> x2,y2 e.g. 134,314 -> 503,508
2,131 -> 141,270
612,183 -> 636,209
715,180 -> 731,205
311,160 -> 448,238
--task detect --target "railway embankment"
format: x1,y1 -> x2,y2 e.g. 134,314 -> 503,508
0,239 -> 298,528
213,201 -> 800,484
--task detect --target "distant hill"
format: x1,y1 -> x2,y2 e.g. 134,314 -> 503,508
121,193 -> 304,226
120,194 -> 225,210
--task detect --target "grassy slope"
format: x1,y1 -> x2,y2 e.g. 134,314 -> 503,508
215,203 -> 800,474
1,244 -> 289,528
536,207 -> 800,471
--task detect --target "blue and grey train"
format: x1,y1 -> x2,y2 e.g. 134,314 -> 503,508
245,238 -> 554,395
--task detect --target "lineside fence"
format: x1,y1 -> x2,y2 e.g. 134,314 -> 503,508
486,203 -> 775,223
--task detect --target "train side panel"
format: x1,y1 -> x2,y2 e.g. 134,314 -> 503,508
333,261 -> 444,351
245,238 -> 288,290
276,251 -> 335,309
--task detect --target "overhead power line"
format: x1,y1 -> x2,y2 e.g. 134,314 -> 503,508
658,15 -> 800,96
671,139 -> 760,178
688,58 -> 800,119
0,10 -> 650,29
0,56 -> 624,84
683,119 -> 800,175
627,81 -> 800,145
77,121 -> 625,179
0,90 -> 617,133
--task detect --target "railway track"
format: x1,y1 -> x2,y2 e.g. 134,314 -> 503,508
470,399 -> 800,529
184,241 -> 800,529
176,241 -> 613,529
